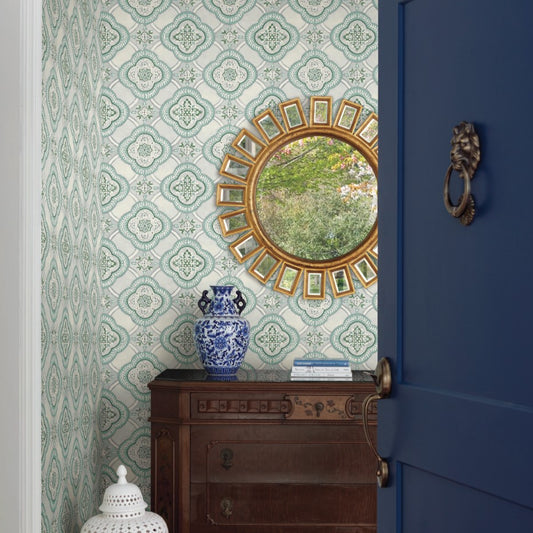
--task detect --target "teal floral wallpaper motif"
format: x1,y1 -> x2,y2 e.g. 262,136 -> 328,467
161,12 -> 215,60
42,0 -> 378,529
246,13 -> 299,61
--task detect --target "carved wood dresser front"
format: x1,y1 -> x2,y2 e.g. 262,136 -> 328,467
149,369 -> 377,533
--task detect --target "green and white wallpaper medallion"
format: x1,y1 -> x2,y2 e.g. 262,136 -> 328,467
42,0 -> 378,530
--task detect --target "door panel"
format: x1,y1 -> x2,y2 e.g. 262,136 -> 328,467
379,0 -> 533,530
403,466 -> 531,532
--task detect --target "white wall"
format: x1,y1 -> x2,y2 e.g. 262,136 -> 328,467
0,1 -> 41,531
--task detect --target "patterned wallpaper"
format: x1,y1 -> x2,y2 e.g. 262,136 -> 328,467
41,0 -> 103,531
42,0 -> 378,530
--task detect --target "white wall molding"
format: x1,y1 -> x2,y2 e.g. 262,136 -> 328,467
20,0 -> 42,531
0,0 -> 41,530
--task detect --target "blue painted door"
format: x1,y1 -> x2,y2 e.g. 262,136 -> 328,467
378,1 -> 533,530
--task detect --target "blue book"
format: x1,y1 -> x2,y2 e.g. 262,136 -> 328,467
292,359 -> 350,367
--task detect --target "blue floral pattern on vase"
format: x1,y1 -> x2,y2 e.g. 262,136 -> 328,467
194,285 -> 250,378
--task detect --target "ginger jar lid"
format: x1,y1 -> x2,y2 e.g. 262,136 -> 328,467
99,465 -> 147,519
81,465 -> 168,533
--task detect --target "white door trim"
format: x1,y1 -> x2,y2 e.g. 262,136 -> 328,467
20,0 -> 42,531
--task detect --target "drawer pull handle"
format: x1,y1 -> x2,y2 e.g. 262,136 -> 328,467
220,497 -> 233,519
314,401 -> 324,417
220,448 -> 233,470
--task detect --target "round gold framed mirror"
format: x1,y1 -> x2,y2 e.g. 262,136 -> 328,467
217,97 -> 378,299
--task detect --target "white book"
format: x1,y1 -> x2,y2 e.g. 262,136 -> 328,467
293,359 -> 350,367
291,374 -> 353,381
291,366 -> 352,375
290,372 -> 353,379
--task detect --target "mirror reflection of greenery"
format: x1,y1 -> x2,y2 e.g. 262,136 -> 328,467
227,212 -> 247,231
334,271 -> 348,292
256,136 -> 377,261
285,104 -> 302,127
279,268 -> 297,290
308,273 -> 322,295
256,254 -> 277,277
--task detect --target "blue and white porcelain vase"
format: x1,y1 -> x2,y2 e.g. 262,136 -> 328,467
194,285 -> 250,378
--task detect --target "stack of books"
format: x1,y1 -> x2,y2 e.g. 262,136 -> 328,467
290,359 -> 353,381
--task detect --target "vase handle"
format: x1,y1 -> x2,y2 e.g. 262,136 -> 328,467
198,290 -> 211,315
233,290 -> 246,315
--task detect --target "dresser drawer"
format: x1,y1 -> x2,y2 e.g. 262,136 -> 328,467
205,440 -> 375,483
191,483 -> 376,527
191,424 -> 375,483
190,391 -> 376,422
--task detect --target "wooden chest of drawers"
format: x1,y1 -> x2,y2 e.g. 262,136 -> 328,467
149,369 -> 377,533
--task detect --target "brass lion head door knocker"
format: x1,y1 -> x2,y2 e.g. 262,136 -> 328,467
443,121 -> 481,225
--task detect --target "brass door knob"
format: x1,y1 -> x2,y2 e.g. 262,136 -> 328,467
362,358 -> 392,488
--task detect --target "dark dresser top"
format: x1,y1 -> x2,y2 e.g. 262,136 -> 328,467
153,368 -> 374,383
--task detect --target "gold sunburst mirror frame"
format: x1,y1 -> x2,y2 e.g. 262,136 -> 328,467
216,97 -> 378,299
